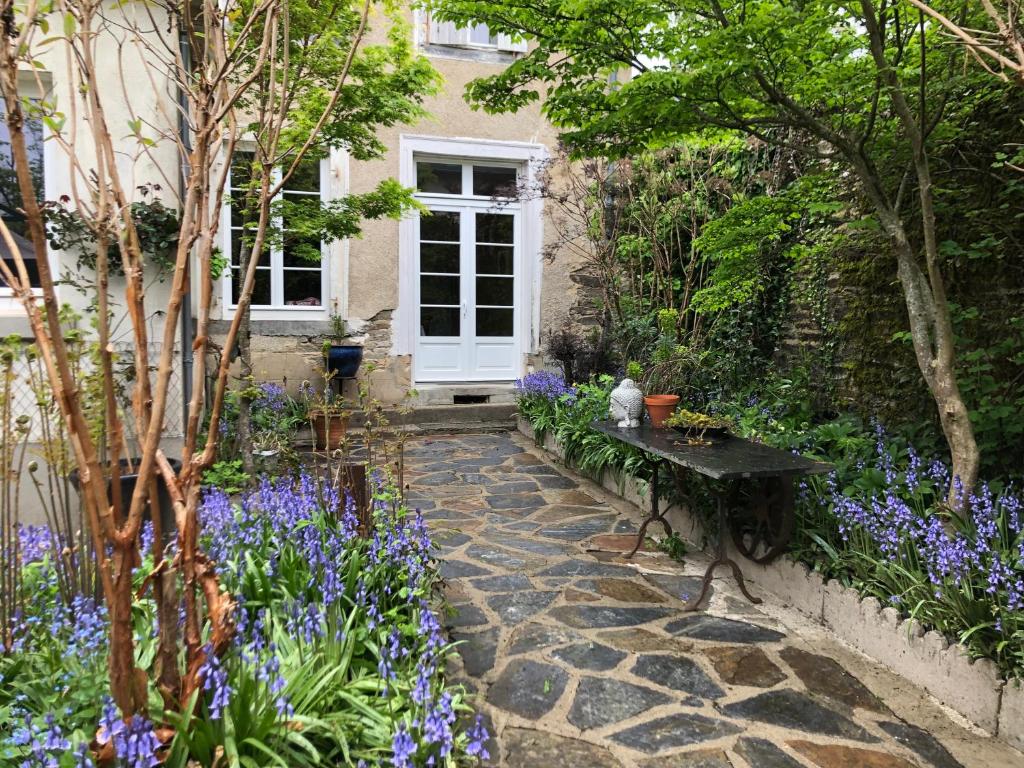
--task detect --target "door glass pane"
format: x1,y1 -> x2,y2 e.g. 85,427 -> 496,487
421,307 -> 460,336
476,213 -> 513,244
283,270 -> 322,306
476,308 -> 513,337
473,165 -> 517,197
421,210 -> 460,241
467,23 -> 496,46
476,245 -> 513,275
476,276 -> 513,306
421,243 -> 460,273
420,275 -> 459,305
232,267 -> 271,306
417,162 -> 462,194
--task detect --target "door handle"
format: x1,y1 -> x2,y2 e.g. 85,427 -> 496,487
461,301 -> 467,319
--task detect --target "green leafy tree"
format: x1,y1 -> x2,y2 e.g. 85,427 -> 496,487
228,0 -> 440,471
430,0 -> 1017,499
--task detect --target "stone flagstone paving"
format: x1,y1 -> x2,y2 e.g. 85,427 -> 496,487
405,432 -> 1020,768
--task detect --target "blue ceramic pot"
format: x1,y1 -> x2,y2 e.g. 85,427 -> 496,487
325,344 -> 363,378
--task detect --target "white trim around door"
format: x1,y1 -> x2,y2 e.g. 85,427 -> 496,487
395,135 -> 547,384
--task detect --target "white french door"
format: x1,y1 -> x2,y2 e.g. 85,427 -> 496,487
414,201 -> 520,381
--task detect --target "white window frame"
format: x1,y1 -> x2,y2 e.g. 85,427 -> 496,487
395,135 -> 547,379
416,10 -> 527,54
0,72 -> 59,313
220,151 -> 339,321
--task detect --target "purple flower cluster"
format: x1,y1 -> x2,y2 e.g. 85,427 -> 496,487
96,698 -> 161,768
827,445 -> 1024,646
253,382 -> 288,414
514,370 -> 575,401
11,713 -> 70,768
198,471 -> 488,763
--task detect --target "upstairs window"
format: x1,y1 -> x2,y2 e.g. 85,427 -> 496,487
425,15 -> 527,54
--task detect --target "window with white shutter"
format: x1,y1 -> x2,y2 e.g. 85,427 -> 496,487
425,14 -> 527,53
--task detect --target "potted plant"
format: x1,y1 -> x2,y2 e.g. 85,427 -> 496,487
301,374 -> 353,450
627,360 -> 681,429
664,408 -> 733,443
324,312 -> 363,380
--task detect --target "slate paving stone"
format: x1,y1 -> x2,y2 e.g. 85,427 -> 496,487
487,480 -> 541,494
503,520 -> 540,532
632,654 -> 725,699
440,559 -> 491,579
563,588 -> 601,603
465,544 -> 543,571
703,646 -> 787,688
485,532 -> 567,556
550,641 -> 626,671
556,490 -> 600,505
538,516 -> 617,541
486,659 -> 568,720
507,622 -> 583,655
423,508 -> 472,521
610,713 -> 742,754
536,560 -> 635,578
788,740 -> 918,768
638,749 -> 734,768
470,573 -> 533,592
532,505 -> 611,522
596,628 -> 694,653
568,677 -> 672,730
519,464 -> 564,476
458,472 -> 500,485
533,473 -> 579,489
593,578 -> 667,603
487,591 -> 557,624
551,604 -> 672,629
666,615 -> 785,644
877,721 -> 965,768
779,647 -> 888,713
642,573 -> 712,601
416,471 -> 459,486
733,737 -> 804,768
719,689 -> 877,742
452,627 -> 499,676
588,533 -> 657,553
614,519 -> 638,533
486,493 -> 547,511
447,603 -> 488,628
501,728 -> 623,768
432,530 -> 472,551
510,452 -> 544,466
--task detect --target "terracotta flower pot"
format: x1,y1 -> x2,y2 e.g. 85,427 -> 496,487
311,410 -> 350,449
644,394 -> 681,429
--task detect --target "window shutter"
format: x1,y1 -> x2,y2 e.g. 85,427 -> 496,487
429,17 -> 469,46
496,33 -> 528,53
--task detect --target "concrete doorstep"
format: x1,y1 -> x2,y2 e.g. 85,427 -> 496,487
516,416 -> 1024,756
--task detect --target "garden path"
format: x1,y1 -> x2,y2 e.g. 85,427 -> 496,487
406,432 -> 1018,768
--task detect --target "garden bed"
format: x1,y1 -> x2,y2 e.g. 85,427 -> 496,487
1,472 -> 489,767
516,414 -> 1024,752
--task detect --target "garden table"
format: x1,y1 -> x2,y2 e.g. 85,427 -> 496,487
590,420 -> 832,611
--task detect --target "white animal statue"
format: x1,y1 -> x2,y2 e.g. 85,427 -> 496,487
609,378 -> 644,428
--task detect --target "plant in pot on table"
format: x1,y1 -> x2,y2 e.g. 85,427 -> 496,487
664,408 -> 733,445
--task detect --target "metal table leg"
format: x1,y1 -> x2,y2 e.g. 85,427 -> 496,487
683,483 -> 762,611
627,456 -> 674,558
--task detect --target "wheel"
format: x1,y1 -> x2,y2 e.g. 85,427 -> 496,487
728,477 -> 795,564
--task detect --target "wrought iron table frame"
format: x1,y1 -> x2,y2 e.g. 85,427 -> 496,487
591,420 -> 831,611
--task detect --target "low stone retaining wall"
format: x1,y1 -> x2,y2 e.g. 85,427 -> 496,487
516,416 -> 1023,753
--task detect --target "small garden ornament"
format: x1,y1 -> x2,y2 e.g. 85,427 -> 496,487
610,378 -> 644,427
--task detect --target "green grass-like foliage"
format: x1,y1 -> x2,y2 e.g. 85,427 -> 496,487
1,474 -> 487,767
